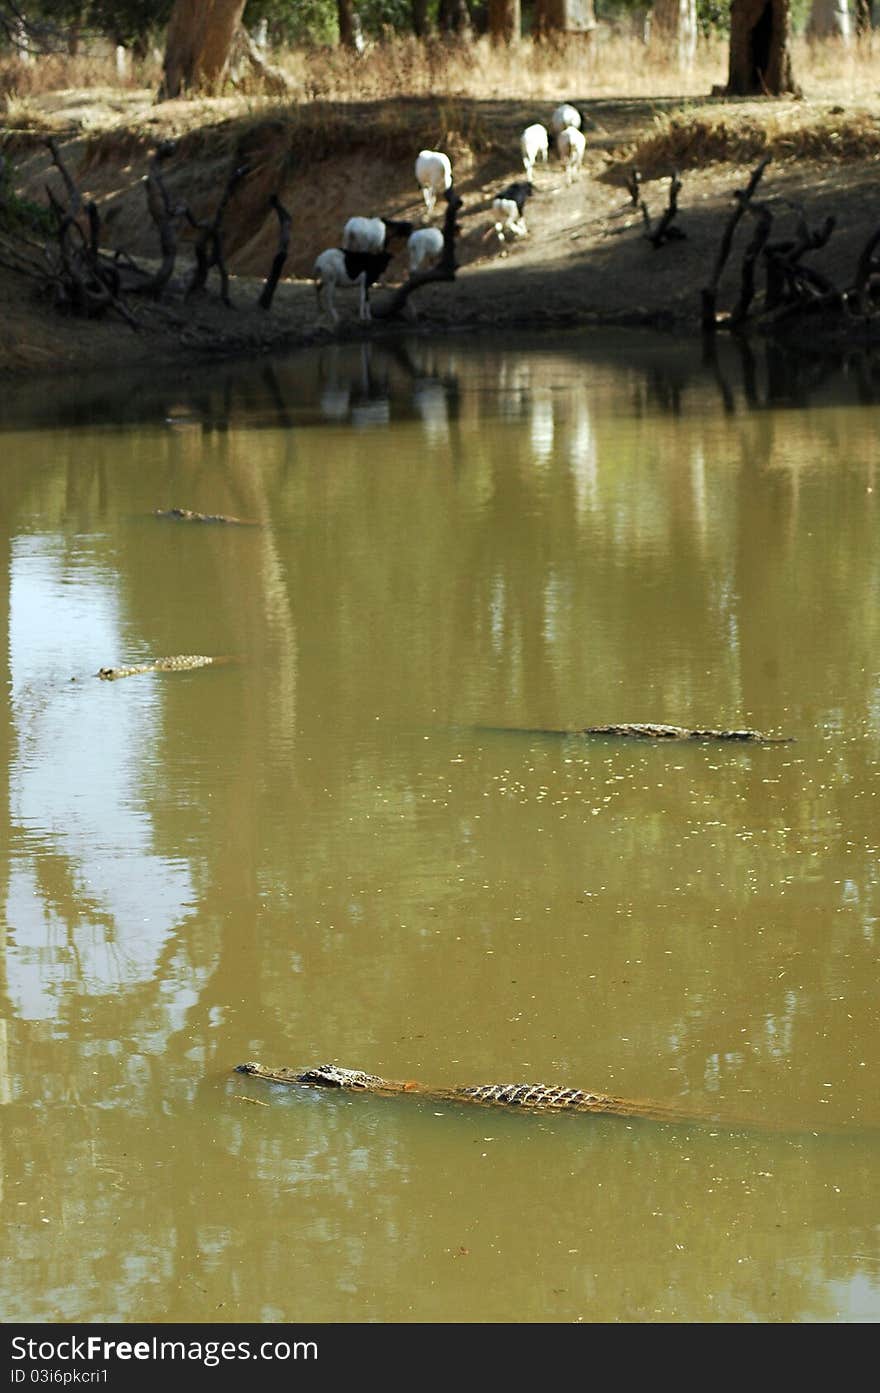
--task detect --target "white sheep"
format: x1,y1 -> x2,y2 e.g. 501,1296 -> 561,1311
520,124 -> 549,180
407,227 -> 445,274
415,150 -> 453,219
550,103 -> 582,137
341,216 -> 414,253
313,247 -> 393,326
557,125 -> 586,183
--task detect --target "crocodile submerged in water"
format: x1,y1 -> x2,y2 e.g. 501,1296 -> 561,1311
96,655 -> 231,681
154,507 -> 258,526
235,1062 -> 762,1129
477,723 -> 793,744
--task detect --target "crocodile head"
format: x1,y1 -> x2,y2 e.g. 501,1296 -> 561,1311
297,1064 -> 385,1090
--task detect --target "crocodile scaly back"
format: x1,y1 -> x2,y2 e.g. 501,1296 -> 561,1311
454,1082 -> 614,1109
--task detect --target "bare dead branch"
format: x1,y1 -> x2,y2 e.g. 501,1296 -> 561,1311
702,157 -> 770,334
144,144 -> 184,301
761,210 -> 837,315
853,227 -> 880,317
731,200 -> 773,326
372,188 -> 463,321
643,171 -> 686,249
258,195 -> 292,310
46,137 -> 82,217
233,26 -> 296,96
0,241 -> 47,280
185,162 -> 249,306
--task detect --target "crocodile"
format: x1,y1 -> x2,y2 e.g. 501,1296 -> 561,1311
97,655 -> 230,680
154,507 -> 258,526
477,723 -> 793,743
235,1061 -> 759,1129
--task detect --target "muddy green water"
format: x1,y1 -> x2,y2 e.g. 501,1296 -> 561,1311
1,331 -> 879,1324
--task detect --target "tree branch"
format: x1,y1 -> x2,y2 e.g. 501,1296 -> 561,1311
258,195 -> 292,310
372,187 -> 463,321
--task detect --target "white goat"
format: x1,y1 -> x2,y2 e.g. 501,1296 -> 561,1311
415,150 -> 453,218
492,181 -> 533,238
341,216 -> 413,253
557,125 -> 586,183
313,248 -> 393,326
520,123 -> 549,180
407,227 -> 445,274
550,103 -> 582,137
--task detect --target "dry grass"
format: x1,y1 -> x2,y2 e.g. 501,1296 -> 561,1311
241,96 -> 497,163
4,31 -> 880,180
0,50 -> 156,103
615,103 -> 880,177
282,31 -> 880,106
243,32 -> 879,105
1,32 -> 878,109
0,94 -> 57,132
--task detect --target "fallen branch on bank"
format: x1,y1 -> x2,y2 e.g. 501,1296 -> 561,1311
229,26 -> 296,97
703,158 -> 880,344
43,137 -> 139,327
3,139 -> 293,326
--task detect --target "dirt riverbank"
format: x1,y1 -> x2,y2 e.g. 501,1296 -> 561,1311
2,87 -> 880,377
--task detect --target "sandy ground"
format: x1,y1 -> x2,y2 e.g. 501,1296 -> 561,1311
2,89 -> 879,378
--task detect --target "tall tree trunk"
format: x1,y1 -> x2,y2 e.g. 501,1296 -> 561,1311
653,0 -> 698,68
806,0 -> 851,37
534,0 -> 597,35
488,0 -> 521,41
438,0 -> 472,35
411,0 -> 430,35
67,10 -> 85,57
338,0 -> 358,47
727,0 -> 798,95
854,0 -> 872,33
160,0 -> 247,99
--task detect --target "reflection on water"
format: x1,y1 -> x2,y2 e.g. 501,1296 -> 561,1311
5,329 -> 880,433
7,536 -> 194,1020
1,329 -> 879,1323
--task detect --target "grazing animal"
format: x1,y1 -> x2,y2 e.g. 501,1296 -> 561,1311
313,247 -> 393,325
557,125 -> 586,183
407,226 -> 445,274
492,181 -> 533,237
341,216 -> 414,254
550,103 -> 582,137
415,150 -> 453,218
520,123 -> 549,180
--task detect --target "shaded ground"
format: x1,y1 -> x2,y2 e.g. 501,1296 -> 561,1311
2,88 -> 879,376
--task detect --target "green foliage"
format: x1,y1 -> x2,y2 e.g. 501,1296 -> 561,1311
595,0 -> 731,35
88,1 -> 174,46
357,0 -> 419,35
242,0 -> 445,43
788,0 -> 816,33
243,0 -> 338,44
695,0 -> 731,35
0,160 -> 54,235
0,0 -> 172,49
